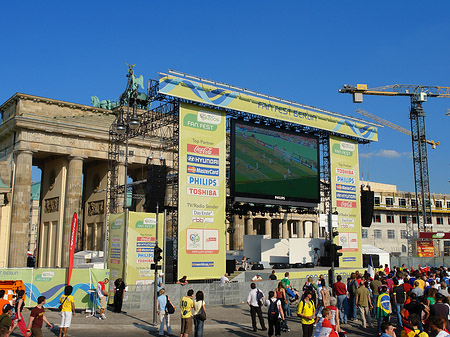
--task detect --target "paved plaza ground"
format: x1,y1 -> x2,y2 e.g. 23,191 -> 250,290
9,303 -> 384,337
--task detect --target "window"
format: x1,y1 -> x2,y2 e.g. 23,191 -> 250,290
447,201 -> 450,209
387,215 -> 394,223
448,217 -> 450,225
425,200 -> 431,208
373,214 -> 381,223
362,229 -> 368,239
386,197 -> 393,206
411,199 -> 417,207
436,217 -> 444,225
401,230 -> 407,239
399,198 -> 406,207
402,245 -> 407,253
374,197 -> 381,206
436,200 -> 443,208
374,230 -> 382,239
400,216 -> 408,224
387,230 -> 395,239
412,216 -> 418,224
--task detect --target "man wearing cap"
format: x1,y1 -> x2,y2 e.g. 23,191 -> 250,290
0,304 -> 13,336
252,274 -> 263,282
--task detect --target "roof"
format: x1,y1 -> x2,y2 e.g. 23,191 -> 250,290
362,244 -> 390,256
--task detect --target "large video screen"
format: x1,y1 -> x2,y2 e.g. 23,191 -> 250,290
230,120 -> 320,206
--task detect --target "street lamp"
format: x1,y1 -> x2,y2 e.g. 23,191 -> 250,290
115,106 -> 140,211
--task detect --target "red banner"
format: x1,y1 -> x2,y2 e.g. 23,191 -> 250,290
67,212 -> 77,285
419,232 -> 450,239
417,240 -> 434,257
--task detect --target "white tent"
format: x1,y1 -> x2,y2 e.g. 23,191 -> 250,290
362,244 -> 390,267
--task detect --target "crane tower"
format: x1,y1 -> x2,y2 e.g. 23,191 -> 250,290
339,84 -> 450,234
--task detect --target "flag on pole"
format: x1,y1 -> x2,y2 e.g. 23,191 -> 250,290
67,212 -> 78,285
368,255 -> 375,279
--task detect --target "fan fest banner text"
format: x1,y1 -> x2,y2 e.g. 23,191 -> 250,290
330,136 -> 362,268
178,103 -> 226,280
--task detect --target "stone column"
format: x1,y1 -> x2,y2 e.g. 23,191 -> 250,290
312,221 -> 319,238
245,217 -> 253,235
265,218 -> 272,238
282,219 -> 289,239
62,156 -> 84,267
8,150 -> 33,267
296,220 -> 303,238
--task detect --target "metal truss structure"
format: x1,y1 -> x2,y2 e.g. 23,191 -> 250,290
107,70 -> 372,282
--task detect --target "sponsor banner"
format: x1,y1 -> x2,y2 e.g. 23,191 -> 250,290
336,184 -> 356,192
159,74 -> 378,141
192,262 -> 214,267
179,103 -> 226,279
187,144 -> 220,156
187,176 -> 219,187
126,212 -> 164,286
330,136 -> 362,268
187,154 -> 219,166
0,268 -> 108,309
107,213 -> 126,281
336,192 -> 357,200
192,210 -> 214,216
187,165 -> 220,176
187,187 -> 219,197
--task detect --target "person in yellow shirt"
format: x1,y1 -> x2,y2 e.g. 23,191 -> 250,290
180,289 -> 194,337
297,290 -> 315,337
416,276 -> 425,291
58,285 -> 75,337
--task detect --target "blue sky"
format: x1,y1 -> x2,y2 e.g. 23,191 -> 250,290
1,1 -> 450,193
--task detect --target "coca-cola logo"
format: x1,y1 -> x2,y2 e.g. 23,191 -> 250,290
187,144 -> 219,156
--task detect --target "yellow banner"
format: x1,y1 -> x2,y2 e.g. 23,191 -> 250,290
330,136 -> 362,268
159,74 -> 378,141
126,211 -> 164,285
108,212 -> 126,282
178,103 -> 226,280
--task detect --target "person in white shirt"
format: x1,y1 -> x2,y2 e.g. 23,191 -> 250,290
252,274 -> 263,282
247,283 -> 266,332
220,273 -> 230,285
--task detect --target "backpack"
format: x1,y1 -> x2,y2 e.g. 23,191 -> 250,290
166,295 -> 175,314
256,289 -> 264,307
268,299 -> 279,319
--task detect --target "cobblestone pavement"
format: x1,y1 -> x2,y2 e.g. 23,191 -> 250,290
9,304 -> 388,337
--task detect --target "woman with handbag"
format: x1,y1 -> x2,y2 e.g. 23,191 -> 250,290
193,291 -> 206,337
157,288 -> 174,337
58,285 -> 75,337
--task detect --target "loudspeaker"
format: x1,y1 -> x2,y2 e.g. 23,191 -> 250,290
145,164 -> 167,213
226,259 -> 237,275
361,189 -> 375,227
251,263 -> 264,270
362,254 -> 380,268
320,256 -> 332,267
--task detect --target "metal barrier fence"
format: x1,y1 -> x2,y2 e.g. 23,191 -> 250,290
390,256 -> 450,269
122,277 -> 314,311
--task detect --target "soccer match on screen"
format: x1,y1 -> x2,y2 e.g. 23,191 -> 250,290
232,121 -> 320,203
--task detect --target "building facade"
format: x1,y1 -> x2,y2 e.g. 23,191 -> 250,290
361,182 -> 450,256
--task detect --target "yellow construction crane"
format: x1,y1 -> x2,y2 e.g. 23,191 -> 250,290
339,83 -> 450,234
355,109 -> 440,149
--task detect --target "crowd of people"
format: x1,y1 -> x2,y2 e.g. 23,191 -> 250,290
2,265 -> 450,337
243,265 -> 450,337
